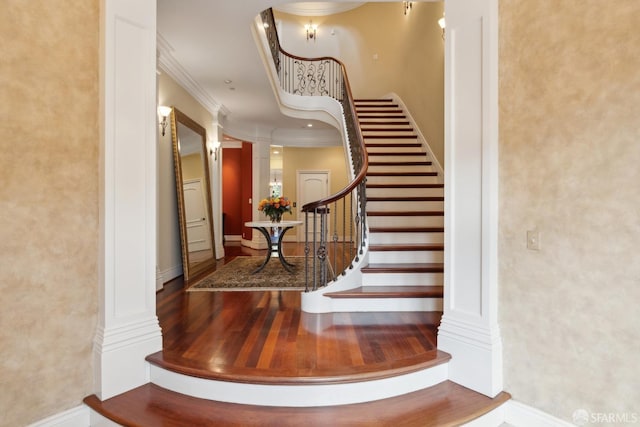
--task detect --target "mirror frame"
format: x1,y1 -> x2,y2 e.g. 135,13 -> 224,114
170,107 -> 216,284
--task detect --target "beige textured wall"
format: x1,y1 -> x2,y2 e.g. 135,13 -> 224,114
275,2 -> 445,164
157,72 -> 216,280
499,0 -> 640,422
0,1 -> 99,425
282,146 -> 348,227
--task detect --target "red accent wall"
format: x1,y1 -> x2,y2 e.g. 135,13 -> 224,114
241,142 -> 253,241
222,148 -> 243,236
221,143 -> 253,241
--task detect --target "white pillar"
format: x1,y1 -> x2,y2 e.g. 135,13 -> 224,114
94,0 -> 162,400
438,0 -> 503,397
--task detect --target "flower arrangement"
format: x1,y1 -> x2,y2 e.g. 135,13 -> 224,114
258,196 -> 292,222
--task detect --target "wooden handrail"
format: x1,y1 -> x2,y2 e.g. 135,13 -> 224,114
260,8 -> 368,290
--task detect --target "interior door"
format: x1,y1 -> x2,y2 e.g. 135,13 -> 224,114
297,171 -> 330,242
183,179 -> 212,252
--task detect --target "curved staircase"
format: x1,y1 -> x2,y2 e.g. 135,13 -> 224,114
323,98 -> 445,313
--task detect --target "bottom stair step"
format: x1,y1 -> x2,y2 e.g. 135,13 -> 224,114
325,286 -> 444,299
84,381 -> 510,427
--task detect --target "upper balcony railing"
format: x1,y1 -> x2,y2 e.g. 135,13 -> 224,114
260,8 -> 368,292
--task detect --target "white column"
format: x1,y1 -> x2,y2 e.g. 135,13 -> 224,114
438,0 -> 503,397
94,0 -> 162,400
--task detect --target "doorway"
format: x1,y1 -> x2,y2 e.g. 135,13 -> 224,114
296,170 -> 330,242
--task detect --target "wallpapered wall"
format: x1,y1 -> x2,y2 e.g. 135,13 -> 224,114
499,0 -> 640,422
0,1 -> 99,425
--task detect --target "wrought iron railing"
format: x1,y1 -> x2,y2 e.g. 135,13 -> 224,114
260,8 -> 368,291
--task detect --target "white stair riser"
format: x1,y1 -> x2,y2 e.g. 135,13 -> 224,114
366,147 -> 425,155
330,297 -> 443,312
364,138 -> 420,144
368,165 -> 436,173
368,216 -> 444,228
362,272 -> 444,286
363,133 -> 417,139
367,187 -> 444,198
366,175 -> 440,185
361,125 -> 413,130
369,232 -> 444,245
369,250 -> 444,264
367,154 -> 429,162
367,201 -> 444,211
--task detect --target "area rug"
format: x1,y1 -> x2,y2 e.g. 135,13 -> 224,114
188,256 -> 309,291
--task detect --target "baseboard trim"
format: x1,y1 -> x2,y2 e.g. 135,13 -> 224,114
160,264 -> 183,283
504,400 -> 574,427
28,405 -> 89,427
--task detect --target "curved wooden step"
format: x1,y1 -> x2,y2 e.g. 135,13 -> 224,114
324,286 -> 443,299
364,134 -> 418,139
84,381 -> 510,427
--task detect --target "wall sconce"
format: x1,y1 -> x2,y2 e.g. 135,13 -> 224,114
210,140 -> 221,160
305,21 -> 317,42
157,105 -> 172,136
438,13 -> 446,39
403,2 -> 412,15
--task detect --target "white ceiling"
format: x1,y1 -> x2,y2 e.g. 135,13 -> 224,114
157,1 -> 367,143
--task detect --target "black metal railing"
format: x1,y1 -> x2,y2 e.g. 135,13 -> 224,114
260,8 -> 368,291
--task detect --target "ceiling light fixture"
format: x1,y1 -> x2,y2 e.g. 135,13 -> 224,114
403,2 -> 412,15
305,21 -> 318,42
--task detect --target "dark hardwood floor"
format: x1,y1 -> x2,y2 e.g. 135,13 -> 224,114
150,243 -> 446,384
84,243 -> 511,426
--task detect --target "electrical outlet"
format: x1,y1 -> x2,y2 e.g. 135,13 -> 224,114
527,230 -> 540,251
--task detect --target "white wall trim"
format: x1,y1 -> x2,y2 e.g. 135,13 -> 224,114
160,264 -> 183,284
95,0 -> 162,400
27,406 -> 89,427
504,400 -> 575,427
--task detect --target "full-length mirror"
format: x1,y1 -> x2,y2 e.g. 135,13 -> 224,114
170,108 -> 216,284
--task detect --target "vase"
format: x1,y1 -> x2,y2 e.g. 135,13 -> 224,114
270,212 -> 282,223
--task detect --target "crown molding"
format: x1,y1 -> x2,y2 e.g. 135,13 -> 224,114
157,32 -> 229,118
274,2 -> 365,16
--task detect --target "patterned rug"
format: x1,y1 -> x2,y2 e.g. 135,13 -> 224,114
188,256 -> 308,291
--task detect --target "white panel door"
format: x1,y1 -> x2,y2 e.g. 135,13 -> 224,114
297,171 -> 329,242
183,179 -> 212,252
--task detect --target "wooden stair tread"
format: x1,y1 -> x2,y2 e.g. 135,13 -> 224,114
367,183 -> 444,188
360,121 -> 410,126
364,134 -> 418,139
358,114 -> 406,119
354,98 -> 394,102
369,226 -> 445,233
367,171 -> 438,177
324,286 -> 443,299
369,161 -> 432,166
145,347 -> 449,386
362,263 -> 444,273
369,244 -> 444,251
84,380 -> 509,427
365,144 -> 422,149
367,152 -> 426,156
368,196 -> 444,202
367,211 -> 444,216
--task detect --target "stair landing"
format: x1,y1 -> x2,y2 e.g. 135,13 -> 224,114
84,381 -> 510,427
